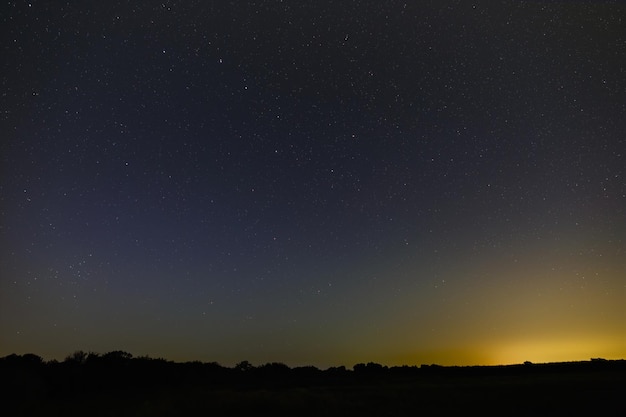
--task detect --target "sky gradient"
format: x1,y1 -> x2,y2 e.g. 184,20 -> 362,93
1,1 -> 624,368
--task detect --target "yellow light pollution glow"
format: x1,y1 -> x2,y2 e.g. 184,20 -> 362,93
341,235 -> 625,367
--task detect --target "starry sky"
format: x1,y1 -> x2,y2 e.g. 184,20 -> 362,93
1,1 -> 624,368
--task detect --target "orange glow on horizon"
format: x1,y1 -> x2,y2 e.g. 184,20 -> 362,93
487,335 -> 626,365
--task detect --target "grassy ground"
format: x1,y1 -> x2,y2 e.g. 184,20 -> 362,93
11,368 -> 624,416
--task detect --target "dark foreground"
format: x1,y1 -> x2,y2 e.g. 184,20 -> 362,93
2,354 -> 624,416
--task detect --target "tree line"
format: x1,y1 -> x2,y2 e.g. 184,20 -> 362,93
2,350 -> 623,395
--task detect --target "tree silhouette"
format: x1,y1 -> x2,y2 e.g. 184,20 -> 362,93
64,350 -> 88,365
235,360 -> 253,372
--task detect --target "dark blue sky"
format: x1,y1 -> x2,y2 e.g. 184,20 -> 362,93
1,1 -> 624,367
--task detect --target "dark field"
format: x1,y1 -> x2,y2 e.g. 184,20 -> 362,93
2,354 -> 624,416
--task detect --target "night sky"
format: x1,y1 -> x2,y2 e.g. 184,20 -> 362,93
1,1 -> 624,368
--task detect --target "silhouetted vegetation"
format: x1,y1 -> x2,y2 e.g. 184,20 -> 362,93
1,352 -> 624,416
